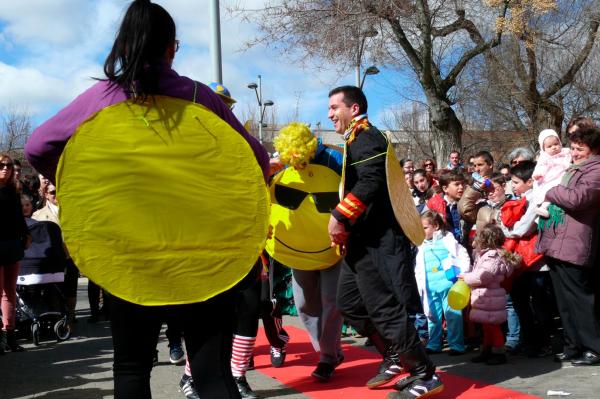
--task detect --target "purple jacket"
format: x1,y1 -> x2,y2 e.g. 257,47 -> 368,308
463,249 -> 514,325
25,67 -> 269,184
537,155 -> 600,266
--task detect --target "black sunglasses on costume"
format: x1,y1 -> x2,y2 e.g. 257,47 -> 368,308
274,185 -> 339,213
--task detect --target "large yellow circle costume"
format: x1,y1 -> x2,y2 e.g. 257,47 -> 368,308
56,97 -> 269,306
266,164 -> 342,270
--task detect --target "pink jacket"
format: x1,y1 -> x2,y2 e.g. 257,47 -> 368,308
462,249 -> 514,325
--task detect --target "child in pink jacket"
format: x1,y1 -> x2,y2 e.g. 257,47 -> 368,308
462,224 -> 519,365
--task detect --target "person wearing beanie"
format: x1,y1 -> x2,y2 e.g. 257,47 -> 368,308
531,129 -> 571,218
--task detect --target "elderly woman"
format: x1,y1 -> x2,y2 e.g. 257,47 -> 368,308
537,120 -> 600,366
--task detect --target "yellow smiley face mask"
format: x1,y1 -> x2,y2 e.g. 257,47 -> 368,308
265,164 -> 342,270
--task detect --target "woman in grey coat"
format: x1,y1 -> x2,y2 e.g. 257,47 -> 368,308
537,119 -> 600,366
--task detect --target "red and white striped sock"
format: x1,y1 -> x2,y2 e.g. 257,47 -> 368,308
231,334 -> 256,377
184,356 -> 192,377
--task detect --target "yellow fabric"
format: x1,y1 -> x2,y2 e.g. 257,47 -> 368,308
56,97 -> 269,306
385,133 -> 425,246
266,164 -> 342,270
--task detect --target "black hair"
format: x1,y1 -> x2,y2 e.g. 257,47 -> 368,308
473,150 -> 494,166
103,0 -> 176,100
421,210 -> 448,233
510,160 -> 536,182
490,172 -> 506,185
328,86 -> 368,114
438,170 -> 465,188
413,168 -> 427,179
400,158 -> 413,167
568,125 -> 600,152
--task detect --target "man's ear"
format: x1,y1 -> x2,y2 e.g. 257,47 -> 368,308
350,103 -> 361,117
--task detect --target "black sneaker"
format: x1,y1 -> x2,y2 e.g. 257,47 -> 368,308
311,362 -> 335,382
152,349 -> 159,366
179,374 -> 200,399
248,355 -> 255,370
270,346 -> 286,368
387,373 -> 444,399
234,376 -> 259,399
366,352 -> 403,388
169,343 -> 185,365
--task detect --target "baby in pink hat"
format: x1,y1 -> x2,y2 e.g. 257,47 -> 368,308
532,129 -> 571,217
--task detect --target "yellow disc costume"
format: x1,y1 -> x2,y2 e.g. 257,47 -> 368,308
56,97 -> 269,306
266,164 -> 342,270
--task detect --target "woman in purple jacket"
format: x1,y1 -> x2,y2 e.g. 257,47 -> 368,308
25,1 -> 268,398
537,119 -> 600,366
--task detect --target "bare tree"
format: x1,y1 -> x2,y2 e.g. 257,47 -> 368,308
1,106 -> 32,153
232,0 -> 510,165
463,0 -> 600,141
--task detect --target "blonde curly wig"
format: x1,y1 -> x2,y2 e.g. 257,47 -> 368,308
273,122 -> 318,169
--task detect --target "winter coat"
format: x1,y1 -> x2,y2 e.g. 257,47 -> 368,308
537,155 -> 600,266
415,231 -> 471,317
462,249 -> 514,325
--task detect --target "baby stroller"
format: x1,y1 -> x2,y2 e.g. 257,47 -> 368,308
16,219 -> 71,345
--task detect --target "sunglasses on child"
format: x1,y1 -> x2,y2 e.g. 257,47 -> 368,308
274,185 -> 339,213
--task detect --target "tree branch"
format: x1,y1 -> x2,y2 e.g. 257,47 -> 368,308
440,0 -> 509,93
542,11 -> 600,98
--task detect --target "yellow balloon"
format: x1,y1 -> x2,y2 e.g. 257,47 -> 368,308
448,280 -> 471,310
265,164 -> 342,270
56,96 -> 269,306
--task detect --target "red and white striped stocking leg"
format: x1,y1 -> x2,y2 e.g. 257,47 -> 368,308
231,334 -> 256,377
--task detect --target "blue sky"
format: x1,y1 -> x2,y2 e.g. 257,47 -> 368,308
0,1 -> 413,132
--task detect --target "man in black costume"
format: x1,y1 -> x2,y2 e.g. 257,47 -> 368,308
327,86 -> 443,399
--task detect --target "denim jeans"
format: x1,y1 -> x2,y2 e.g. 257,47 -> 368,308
505,294 -> 520,349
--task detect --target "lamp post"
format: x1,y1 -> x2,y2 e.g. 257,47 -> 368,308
356,28 -> 378,87
209,0 -> 222,83
360,65 -> 380,89
247,75 -> 274,144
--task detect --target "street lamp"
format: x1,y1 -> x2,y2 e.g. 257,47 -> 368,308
356,28 -> 378,87
247,75 -> 274,144
360,65 -> 380,89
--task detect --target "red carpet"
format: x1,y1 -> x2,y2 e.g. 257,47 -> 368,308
254,326 -> 541,399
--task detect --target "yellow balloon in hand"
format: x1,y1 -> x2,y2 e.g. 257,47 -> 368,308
448,280 -> 471,310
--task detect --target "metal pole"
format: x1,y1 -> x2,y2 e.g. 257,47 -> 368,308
258,75 -> 263,144
209,0 -> 223,83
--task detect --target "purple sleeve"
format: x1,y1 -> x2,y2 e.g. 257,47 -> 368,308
26,68 -> 270,184
25,81 -> 126,184
546,165 -> 600,211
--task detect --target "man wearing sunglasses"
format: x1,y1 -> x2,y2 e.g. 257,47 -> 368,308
327,86 -> 443,399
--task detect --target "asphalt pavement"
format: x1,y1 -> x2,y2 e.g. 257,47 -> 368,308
1,278 -> 599,399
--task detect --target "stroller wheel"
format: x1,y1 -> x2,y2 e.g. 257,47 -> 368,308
54,318 -> 71,341
31,323 -> 41,346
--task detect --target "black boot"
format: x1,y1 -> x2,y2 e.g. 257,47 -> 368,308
393,345 -> 437,392
6,329 -> 24,352
0,330 -> 6,355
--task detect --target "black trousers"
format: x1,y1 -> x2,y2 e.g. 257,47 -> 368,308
109,290 -> 240,399
548,257 -> 600,355
511,271 -> 556,350
235,260 -> 289,348
337,227 -> 423,355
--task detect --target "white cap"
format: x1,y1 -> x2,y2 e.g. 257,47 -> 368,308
538,129 -> 561,150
